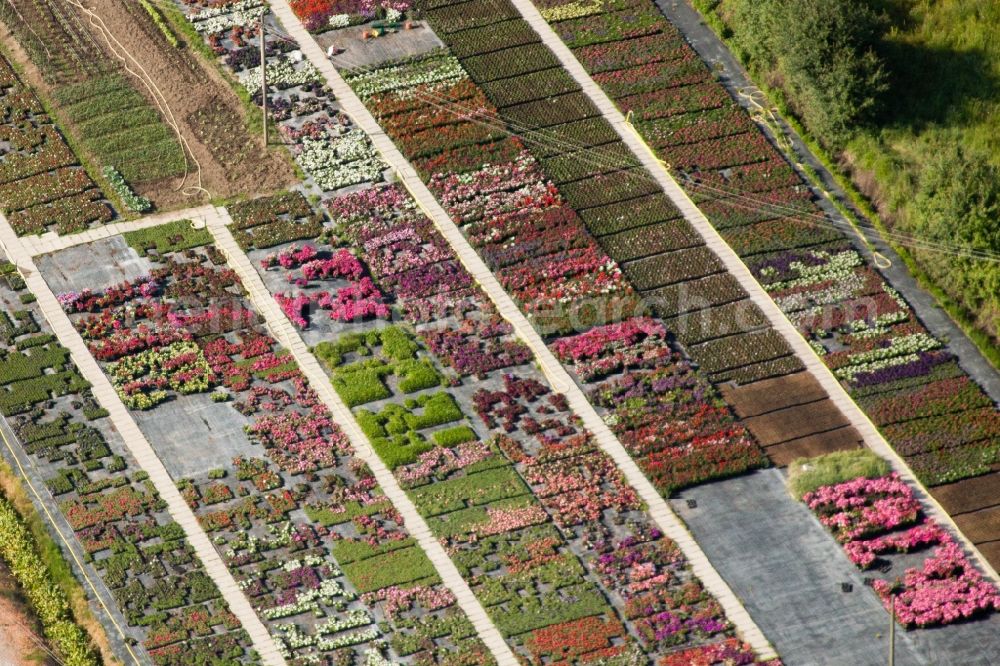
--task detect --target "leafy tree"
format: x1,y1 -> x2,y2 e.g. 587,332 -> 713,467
909,145 -> 1000,332
727,0 -> 889,147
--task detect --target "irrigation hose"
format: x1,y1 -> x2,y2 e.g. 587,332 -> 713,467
60,0 -> 210,199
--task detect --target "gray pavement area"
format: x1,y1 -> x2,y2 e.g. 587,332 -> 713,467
315,19 -> 444,69
673,469 -> 1000,666
35,236 -> 152,295
132,393 -> 255,479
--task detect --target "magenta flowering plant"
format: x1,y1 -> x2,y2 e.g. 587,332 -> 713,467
299,250 -> 364,282
803,473 -> 921,543
552,317 -> 668,362
843,522 -> 945,569
873,538 -> 1000,628
805,473 -> 1000,627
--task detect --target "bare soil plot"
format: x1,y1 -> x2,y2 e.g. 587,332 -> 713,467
316,20 -> 445,69
743,398 -> 852,445
0,0 -> 296,210
765,427 -> 863,467
721,371 -> 829,417
976,541 -> 1000,572
931,472 -> 1000,516
954,507 -> 1000,547
83,0 -> 297,206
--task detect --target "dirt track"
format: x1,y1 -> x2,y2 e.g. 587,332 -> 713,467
80,0 -> 297,207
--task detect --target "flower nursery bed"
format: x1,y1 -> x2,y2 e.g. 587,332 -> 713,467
336,14 -> 846,477
51,73 -> 186,185
0,0 -> 187,189
47,233 -> 492,665
802,472 -> 1000,629
0,54 -> 114,236
0,267 -> 259,665
401,0 -> 822,392
253,179 -> 776,664
528,0 -> 1000,529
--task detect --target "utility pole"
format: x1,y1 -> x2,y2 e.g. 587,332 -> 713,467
888,593 -> 895,666
259,13 -> 267,145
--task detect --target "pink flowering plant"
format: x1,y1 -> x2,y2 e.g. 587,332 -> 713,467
803,473 -> 921,543
804,473 -> 1000,627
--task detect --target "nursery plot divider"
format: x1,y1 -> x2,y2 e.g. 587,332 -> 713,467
506,0 -> 1000,585
204,207 -> 519,666
16,204 -> 218,257
0,213 -> 289,666
264,1 -> 778,658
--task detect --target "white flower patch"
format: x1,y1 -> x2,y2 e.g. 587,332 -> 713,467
315,609 -> 372,635
363,651 -> 397,666
329,14 -> 352,28
834,332 -> 943,381
767,250 -> 863,292
316,627 -> 380,651
189,0 -> 263,20
241,56 -> 321,95
190,0 -> 267,34
259,578 -> 359,619
296,129 -> 387,191
347,55 -> 465,98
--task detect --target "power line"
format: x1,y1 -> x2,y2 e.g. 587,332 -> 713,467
191,4 -> 1000,264
323,45 -> 1000,263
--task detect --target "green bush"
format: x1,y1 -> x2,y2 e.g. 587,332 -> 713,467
788,449 -> 891,499
0,494 -> 99,666
396,358 -> 444,393
723,0 -> 888,148
313,335 -> 367,368
103,166 -> 151,213
124,220 -> 212,256
432,425 -> 477,447
371,431 -> 434,470
378,326 -> 419,361
332,364 -> 391,407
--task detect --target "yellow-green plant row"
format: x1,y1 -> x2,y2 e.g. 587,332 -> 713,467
0,493 -> 100,666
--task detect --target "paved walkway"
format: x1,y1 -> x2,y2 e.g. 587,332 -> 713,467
17,205 -> 216,257
506,0 -> 1000,585
0,215 -> 287,666
205,209 -> 519,666
266,0 -> 777,658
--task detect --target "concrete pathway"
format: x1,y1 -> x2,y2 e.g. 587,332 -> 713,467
0,215 -> 288,666
506,0 -> 1000,585
205,208 -> 519,666
17,205 -> 217,257
264,1 -> 777,658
